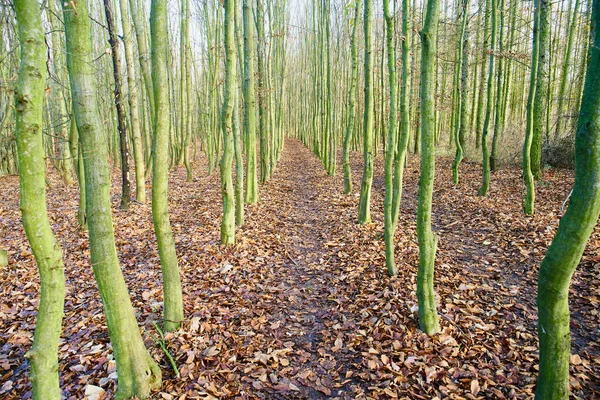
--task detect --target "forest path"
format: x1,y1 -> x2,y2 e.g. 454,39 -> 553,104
252,139 -> 360,398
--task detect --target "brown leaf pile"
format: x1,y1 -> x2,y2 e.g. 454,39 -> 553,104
0,139 -> 598,399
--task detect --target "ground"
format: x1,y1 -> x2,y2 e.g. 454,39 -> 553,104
0,139 -> 599,399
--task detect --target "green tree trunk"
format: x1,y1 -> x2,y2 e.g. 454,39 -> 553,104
342,0 -> 360,195
536,1 -> 600,396
554,0 -> 581,140
383,0 -> 398,276
523,0 -> 541,215
62,0 -> 162,396
129,0 -> 155,126
220,0 -> 237,244
390,0 -> 412,226
357,0 -> 374,225
119,0 -> 146,203
531,0 -> 550,179
150,0 -> 185,331
478,0 -> 497,196
103,0 -> 131,210
233,0 -> 245,225
256,0 -> 271,183
243,0 -> 259,203
417,0 -> 441,335
452,0 -> 469,184
14,1 -> 65,397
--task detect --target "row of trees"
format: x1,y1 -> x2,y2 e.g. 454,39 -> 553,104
7,0 -> 288,397
287,0 -> 599,397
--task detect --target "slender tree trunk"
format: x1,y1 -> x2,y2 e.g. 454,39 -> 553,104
104,0 -> 131,210
119,0 -> 146,203
554,0 -> 581,140
150,0 -> 185,332
390,0 -> 412,226
358,0 -> 374,225
14,1 -> 65,397
62,0 -> 162,396
383,0 -> 398,275
417,0 -> 441,335
343,0 -> 360,195
478,0 -> 497,196
452,0 -> 469,184
243,0 -> 259,203
531,0 -> 550,179
220,0 -> 237,244
536,1 -> 600,396
523,0 -> 541,215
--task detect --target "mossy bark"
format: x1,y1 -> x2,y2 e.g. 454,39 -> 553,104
150,0 -> 185,331
119,0 -> 146,203
478,0 -> 497,196
342,0 -> 360,195
243,0 -> 259,203
383,0 -> 398,276
536,0 -> 600,397
15,1 -> 65,397
523,0 -> 541,215
220,0 -> 237,244
357,0 -> 374,225
62,0 -> 162,397
417,0 -> 441,335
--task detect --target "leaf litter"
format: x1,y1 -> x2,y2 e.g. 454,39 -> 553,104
0,139 -> 599,399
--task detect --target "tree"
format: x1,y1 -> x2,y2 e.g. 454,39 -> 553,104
452,0 -> 469,184
554,0 -> 581,140
14,0 -> 65,397
536,0 -> 600,395
220,0 -> 237,244
103,0 -> 131,210
62,0 -> 162,396
151,0 -> 185,331
531,0 -> 550,179
417,0 -> 441,335
357,0 -> 374,225
383,0 -> 398,275
523,0 -> 541,215
342,0 -> 360,195
243,0 -> 259,203
478,0 -> 497,196
256,0 -> 271,184
119,0 -> 146,203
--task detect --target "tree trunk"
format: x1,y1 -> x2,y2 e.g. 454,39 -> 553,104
150,0 -> 185,331
383,0 -> 398,276
357,0 -> 374,225
62,0 -> 162,396
478,0 -> 497,196
103,0 -> 131,210
531,0 -> 550,179
243,0 -> 259,203
14,1 -> 65,397
220,0 -> 237,244
417,0 -> 441,335
536,0 -> 600,396
343,0 -> 360,195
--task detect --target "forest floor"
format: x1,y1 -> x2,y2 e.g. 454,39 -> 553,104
0,139 -> 599,399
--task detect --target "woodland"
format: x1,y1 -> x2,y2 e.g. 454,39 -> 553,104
0,0 -> 599,398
